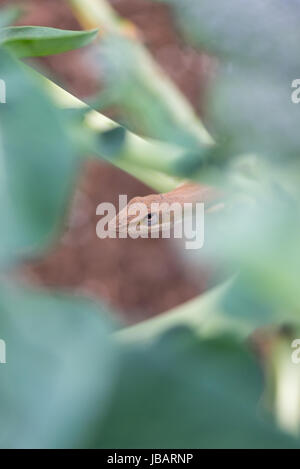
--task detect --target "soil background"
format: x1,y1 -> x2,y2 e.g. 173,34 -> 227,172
0,0 -> 213,324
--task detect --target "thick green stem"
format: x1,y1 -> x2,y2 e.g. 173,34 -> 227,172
40,73 -> 184,192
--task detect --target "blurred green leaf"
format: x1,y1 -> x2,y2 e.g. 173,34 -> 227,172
160,0 -> 300,73
95,33 -> 212,149
0,6 -> 21,29
92,327 -> 297,448
157,1 -> 300,165
0,284 -> 117,449
0,48 -> 78,265
0,26 -> 98,57
116,279 -> 256,343
198,184 -> 300,327
209,64 -> 300,163
221,274 -> 300,331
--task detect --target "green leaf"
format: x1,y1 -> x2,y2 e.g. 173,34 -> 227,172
162,0 -> 300,73
209,64 -> 300,162
0,48 -> 77,265
95,34 -> 211,148
186,178 -> 300,335
221,274 -> 299,331
0,26 -> 98,57
0,6 -> 21,29
0,284 -> 117,449
91,327 -> 297,448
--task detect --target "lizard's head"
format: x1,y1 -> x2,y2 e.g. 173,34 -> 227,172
108,193 -> 184,236
105,183 -> 224,238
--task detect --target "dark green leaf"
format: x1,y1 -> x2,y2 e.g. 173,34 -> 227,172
91,328 -> 297,448
0,48 -> 77,265
0,26 -> 98,57
98,126 -> 127,158
0,284 -> 117,449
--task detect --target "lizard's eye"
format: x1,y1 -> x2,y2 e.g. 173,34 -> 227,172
145,212 -> 158,226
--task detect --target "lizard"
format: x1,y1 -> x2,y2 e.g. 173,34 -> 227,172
107,182 -> 224,237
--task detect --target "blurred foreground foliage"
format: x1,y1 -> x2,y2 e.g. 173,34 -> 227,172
0,0 -> 300,448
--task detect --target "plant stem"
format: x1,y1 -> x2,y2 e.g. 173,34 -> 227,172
68,0 -> 213,148
38,71 -> 184,192
69,0 -> 120,33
